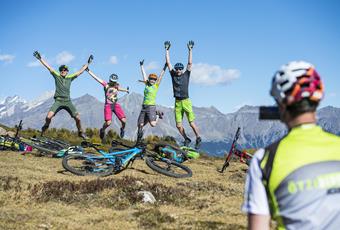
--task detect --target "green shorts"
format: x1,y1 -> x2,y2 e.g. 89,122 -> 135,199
49,99 -> 78,118
175,98 -> 196,123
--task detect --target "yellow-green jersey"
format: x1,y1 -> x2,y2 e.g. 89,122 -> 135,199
243,124 -> 340,229
143,83 -> 159,106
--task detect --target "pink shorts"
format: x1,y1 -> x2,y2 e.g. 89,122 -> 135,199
104,103 -> 126,121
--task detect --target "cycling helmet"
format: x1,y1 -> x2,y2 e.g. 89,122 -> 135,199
109,74 -> 118,83
174,63 -> 184,70
59,65 -> 69,72
270,61 -> 324,106
148,73 -> 158,81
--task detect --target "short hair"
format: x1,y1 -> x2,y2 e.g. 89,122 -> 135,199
286,99 -> 319,118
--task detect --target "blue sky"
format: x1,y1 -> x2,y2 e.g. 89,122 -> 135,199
0,0 -> 339,113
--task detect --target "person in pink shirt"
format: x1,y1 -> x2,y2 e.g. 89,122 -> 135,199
86,68 -> 129,141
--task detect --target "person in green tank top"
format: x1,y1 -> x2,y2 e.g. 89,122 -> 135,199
242,61 -> 340,230
136,59 -> 166,143
33,51 -> 92,138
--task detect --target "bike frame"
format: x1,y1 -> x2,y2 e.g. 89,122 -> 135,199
219,127 -> 249,173
160,147 -> 185,163
82,145 -> 144,169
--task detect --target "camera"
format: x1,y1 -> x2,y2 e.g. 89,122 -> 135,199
259,106 -> 280,120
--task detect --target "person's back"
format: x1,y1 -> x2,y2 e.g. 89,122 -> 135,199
261,124 -> 340,229
243,61 -> 340,230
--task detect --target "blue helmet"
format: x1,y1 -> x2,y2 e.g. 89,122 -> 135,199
174,63 -> 184,70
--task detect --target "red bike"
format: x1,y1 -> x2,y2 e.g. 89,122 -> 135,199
218,127 -> 253,173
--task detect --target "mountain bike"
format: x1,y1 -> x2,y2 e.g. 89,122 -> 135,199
218,127 -> 253,173
27,136 -> 70,156
0,120 -> 70,156
153,143 -> 200,163
62,140 -> 192,178
0,120 -> 32,152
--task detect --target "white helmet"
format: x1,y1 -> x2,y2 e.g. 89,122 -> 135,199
270,61 -> 323,105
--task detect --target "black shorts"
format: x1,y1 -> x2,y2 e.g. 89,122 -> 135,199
137,105 -> 157,125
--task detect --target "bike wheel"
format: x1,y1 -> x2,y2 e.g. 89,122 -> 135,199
25,137 -> 68,156
30,142 -> 59,156
62,154 -> 113,177
36,137 -> 69,149
145,156 -> 192,178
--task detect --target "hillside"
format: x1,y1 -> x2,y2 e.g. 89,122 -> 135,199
0,151 -> 248,229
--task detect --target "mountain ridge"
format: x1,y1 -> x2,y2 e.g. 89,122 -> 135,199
0,92 -> 339,155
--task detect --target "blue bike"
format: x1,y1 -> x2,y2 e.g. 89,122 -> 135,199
62,140 -> 192,178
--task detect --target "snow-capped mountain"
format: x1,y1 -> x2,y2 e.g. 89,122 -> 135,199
0,92 -> 339,155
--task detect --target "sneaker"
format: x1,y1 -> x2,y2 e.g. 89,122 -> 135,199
78,131 -> 86,139
99,128 -> 105,140
195,136 -> 202,149
156,110 -> 164,119
120,128 -> 125,138
183,137 -> 191,147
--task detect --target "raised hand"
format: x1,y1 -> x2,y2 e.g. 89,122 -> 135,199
33,51 -> 41,60
127,86 -> 130,94
140,59 -> 144,66
88,55 -> 94,64
85,67 -> 90,72
187,40 -> 194,50
164,41 -> 171,50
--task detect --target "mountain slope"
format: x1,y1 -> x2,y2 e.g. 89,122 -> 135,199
0,93 -> 339,155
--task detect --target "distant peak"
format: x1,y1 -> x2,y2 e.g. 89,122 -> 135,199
4,95 -> 26,104
237,105 -> 258,113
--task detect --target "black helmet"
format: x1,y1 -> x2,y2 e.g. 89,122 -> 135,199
59,65 -> 69,72
109,74 -> 119,83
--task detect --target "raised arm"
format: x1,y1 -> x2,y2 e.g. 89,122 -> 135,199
139,59 -> 148,82
187,40 -> 194,71
86,68 -> 105,85
157,63 -> 167,85
33,51 -> 55,73
74,55 -> 93,77
118,86 -> 129,93
164,41 -> 173,71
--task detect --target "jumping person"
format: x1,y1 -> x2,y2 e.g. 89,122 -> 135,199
86,68 -> 129,141
242,61 -> 340,229
136,59 -> 166,143
164,40 -> 201,148
33,51 -> 92,138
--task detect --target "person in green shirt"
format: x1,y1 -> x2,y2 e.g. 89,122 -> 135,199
33,51 -> 91,138
136,59 -> 166,143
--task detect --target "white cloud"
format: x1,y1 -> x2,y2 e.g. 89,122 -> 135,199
109,56 -> 118,64
27,60 -> 41,67
55,51 -> 75,65
191,63 -> 240,86
0,54 -> 15,63
145,61 -> 159,71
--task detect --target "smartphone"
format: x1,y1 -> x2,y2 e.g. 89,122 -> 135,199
259,106 -> 280,120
